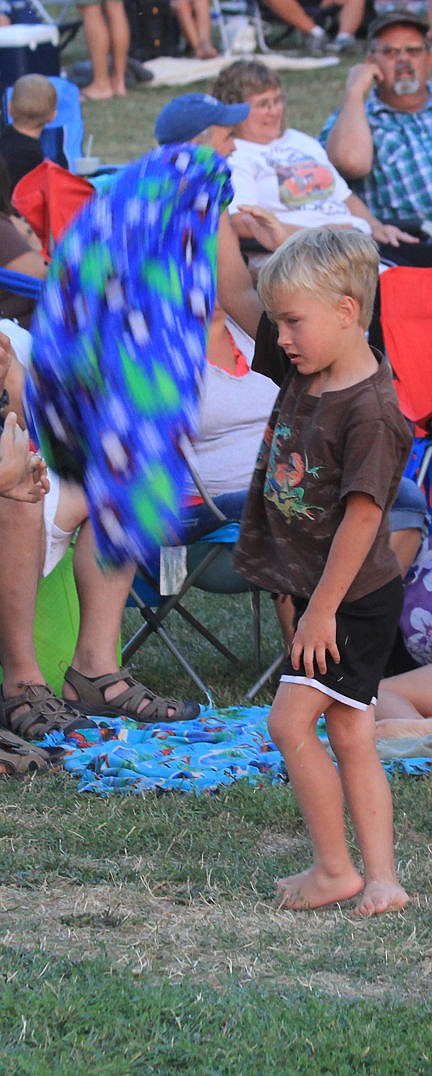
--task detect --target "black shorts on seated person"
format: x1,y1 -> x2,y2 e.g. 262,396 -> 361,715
280,576 -> 403,711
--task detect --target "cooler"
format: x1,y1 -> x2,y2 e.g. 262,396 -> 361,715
0,24 -> 60,90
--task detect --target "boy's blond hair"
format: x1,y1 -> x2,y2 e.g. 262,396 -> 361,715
257,227 -> 379,330
9,74 -> 57,130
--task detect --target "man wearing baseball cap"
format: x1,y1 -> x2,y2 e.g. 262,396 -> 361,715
319,11 -> 432,245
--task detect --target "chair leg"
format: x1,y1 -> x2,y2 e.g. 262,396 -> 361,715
251,590 -> 261,664
175,603 -> 241,664
247,0 -> 273,52
244,649 -> 285,701
211,0 -> 232,53
417,443 -> 432,489
123,593 -> 214,706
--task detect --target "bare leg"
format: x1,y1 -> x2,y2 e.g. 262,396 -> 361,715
327,702 -> 409,915
65,516 -> 134,681
105,0 -> 130,96
172,0 -> 200,52
375,665 -> 432,738
193,0 -> 218,58
61,515 -> 190,718
337,0 -> 365,36
263,0 -> 316,32
79,3 -> 114,100
0,497 -> 69,770
0,498 -> 45,696
269,682 -> 363,910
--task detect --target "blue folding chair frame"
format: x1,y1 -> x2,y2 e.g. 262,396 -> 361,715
0,266 -> 43,300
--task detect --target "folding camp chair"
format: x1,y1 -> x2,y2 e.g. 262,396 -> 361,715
211,0 -> 340,55
0,264 -> 43,300
210,0 -> 275,54
3,75 -> 85,172
12,159 -> 94,256
380,265 -> 432,508
122,440 -> 265,706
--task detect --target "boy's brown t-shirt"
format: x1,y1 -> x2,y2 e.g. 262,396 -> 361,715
234,358 -> 412,602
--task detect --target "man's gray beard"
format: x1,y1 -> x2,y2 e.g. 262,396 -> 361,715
393,75 -> 420,95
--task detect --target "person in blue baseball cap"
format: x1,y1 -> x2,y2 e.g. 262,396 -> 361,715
155,92 -> 250,158
154,90 -> 266,340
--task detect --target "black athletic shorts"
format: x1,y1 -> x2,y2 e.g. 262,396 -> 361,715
280,576 -> 403,711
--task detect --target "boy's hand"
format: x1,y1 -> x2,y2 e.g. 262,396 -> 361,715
290,603 -> 340,678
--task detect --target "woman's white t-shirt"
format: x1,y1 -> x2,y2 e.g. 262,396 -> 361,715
228,128 -> 371,234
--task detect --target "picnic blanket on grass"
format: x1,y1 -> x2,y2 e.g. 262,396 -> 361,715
143,53 -> 338,88
39,707 -> 432,795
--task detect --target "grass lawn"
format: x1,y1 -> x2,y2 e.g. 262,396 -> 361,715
1,27 -> 431,1073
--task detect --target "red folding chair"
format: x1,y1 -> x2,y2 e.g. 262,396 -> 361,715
380,265 -> 432,498
12,159 -> 94,257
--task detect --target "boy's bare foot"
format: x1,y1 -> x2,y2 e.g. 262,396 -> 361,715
276,865 -> 363,911
354,880 -> 410,916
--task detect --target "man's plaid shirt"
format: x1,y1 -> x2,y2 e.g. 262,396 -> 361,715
320,87 -> 432,225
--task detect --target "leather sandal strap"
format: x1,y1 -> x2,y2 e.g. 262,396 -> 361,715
0,728 -> 49,774
1,683 -> 91,737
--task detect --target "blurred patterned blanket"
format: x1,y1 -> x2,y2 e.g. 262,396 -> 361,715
39,707 -> 432,795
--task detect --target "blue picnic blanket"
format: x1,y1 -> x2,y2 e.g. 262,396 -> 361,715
39,707 -> 432,795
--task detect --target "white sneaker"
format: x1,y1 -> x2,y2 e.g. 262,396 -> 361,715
307,26 -> 328,55
327,33 -> 359,54
231,19 -> 257,53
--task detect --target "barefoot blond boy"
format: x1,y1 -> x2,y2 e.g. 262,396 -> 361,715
235,227 -> 412,916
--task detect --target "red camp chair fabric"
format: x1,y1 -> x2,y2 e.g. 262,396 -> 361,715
380,266 -> 432,431
12,160 -> 94,257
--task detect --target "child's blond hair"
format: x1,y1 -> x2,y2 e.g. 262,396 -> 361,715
9,74 -> 57,130
257,227 -> 379,330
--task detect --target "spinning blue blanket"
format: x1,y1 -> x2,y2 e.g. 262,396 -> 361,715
40,707 -> 432,795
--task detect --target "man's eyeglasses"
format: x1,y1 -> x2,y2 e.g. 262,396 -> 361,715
372,44 -> 428,59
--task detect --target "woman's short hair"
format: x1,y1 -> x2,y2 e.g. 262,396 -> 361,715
257,227 -> 379,330
213,59 -> 281,105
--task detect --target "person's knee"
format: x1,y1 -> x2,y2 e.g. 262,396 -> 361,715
328,715 -> 374,760
268,703 -> 303,750
268,705 -> 289,749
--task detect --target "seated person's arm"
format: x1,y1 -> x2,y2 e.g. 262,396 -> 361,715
6,250 -> 48,281
234,203 -> 300,249
11,214 -> 45,254
216,209 -> 263,339
324,63 -> 381,179
345,193 -> 419,246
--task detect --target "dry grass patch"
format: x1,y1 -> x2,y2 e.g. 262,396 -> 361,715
1,875 -> 431,1004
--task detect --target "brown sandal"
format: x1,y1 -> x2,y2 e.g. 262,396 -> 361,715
0,729 -> 63,778
63,666 -> 200,724
0,683 -> 96,740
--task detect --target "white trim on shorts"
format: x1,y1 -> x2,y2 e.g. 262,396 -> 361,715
280,674 -> 377,711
